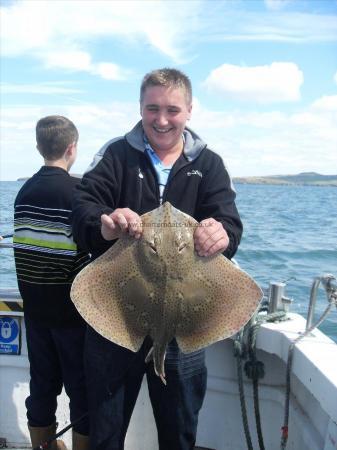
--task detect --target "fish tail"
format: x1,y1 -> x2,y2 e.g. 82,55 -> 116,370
145,346 -> 154,363
154,345 -> 166,385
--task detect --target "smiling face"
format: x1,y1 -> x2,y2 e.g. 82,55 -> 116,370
140,85 -> 192,156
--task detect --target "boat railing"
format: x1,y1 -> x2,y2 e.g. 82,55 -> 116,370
306,274 -> 337,331
0,242 -> 13,249
0,234 -> 13,249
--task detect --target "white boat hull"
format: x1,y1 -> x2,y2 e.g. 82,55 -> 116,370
1,306 -> 337,449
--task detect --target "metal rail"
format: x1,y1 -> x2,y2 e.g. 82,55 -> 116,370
306,274 -> 337,331
0,242 -> 13,249
0,235 -> 13,249
268,282 -> 292,313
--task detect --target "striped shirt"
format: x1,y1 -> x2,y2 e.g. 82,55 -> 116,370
13,166 -> 89,326
14,203 -> 87,284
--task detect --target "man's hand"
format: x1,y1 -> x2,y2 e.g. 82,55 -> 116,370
101,208 -> 142,241
194,218 -> 229,257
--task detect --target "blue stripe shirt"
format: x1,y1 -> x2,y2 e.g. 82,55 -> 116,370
144,134 -> 172,204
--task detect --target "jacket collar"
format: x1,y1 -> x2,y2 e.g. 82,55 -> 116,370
125,120 -> 206,162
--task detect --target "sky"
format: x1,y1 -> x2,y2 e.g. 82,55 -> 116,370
1,0 -> 337,180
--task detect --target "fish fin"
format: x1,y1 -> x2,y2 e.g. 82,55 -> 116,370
176,257 -> 262,353
71,237 -> 153,352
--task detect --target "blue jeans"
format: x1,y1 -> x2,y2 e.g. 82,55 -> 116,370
85,326 -> 207,450
25,317 -> 89,435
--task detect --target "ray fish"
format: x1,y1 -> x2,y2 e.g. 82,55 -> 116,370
71,202 -> 262,384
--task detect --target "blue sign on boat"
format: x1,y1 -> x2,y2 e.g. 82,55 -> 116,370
0,316 -> 21,355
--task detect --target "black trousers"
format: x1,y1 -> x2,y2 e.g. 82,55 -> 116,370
25,317 -> 89,435
85,326 -> 207,450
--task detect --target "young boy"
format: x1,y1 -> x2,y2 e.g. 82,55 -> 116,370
13,116 -> 90,450
72,69 -> 243,449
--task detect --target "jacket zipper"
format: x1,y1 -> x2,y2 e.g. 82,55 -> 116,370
143,152 -> 161,206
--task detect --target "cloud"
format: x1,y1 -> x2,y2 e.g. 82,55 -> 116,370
203,62 -> 303,103
0,101 -> 140,180
189,96 -> 337,176
1,1 -> 142,78
1,82 -> 83,95
1,0 -> 193,70
43,51 -> 92,72
93,63 -> 127,81
2,93 -> 336,180
264,0 -> 293,11
42,50 -> 128,80
205,9 -> 337,43
2,0 -> 337,83
311,95 -> 337,111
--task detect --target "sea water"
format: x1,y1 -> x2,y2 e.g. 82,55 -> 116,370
0,181 -> 336,342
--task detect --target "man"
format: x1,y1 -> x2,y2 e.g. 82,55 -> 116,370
72,68 -> 243,450
13,115 -> 90,449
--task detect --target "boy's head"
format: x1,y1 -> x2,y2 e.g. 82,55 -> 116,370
36,115 -> 78,161
140,68 -> 192,105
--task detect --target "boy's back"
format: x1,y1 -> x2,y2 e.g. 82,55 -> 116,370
14,166 -> 89,327
12,115 -> 90,448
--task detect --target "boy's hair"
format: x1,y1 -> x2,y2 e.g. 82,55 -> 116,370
36,115 -> 78,160
140,68 -> 192,104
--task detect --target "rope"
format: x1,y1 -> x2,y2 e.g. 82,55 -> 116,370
234,309 -> 287,450
235,277 -> 337,450
234,331 -> 254,450
244,322 -> 264,450
280,294 -> 337,450
247,312 -> 287,450
253,376 -> 264,450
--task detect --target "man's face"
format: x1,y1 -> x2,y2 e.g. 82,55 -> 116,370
140,85 -> 192,154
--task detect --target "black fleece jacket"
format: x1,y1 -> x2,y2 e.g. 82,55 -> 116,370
72,122 -> 243,260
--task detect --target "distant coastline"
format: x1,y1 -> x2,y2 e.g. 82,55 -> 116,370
16,173 -> 82,182
233,172 -> 337,187
16,172 -> 337,186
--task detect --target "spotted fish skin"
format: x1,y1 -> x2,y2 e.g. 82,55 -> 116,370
71,202 -> 263,384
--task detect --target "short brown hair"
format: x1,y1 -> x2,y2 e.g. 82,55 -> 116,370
140,68 -> 192,104
36,115 -> 78,160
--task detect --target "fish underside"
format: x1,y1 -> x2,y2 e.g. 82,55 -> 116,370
71,202 -> 262,384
